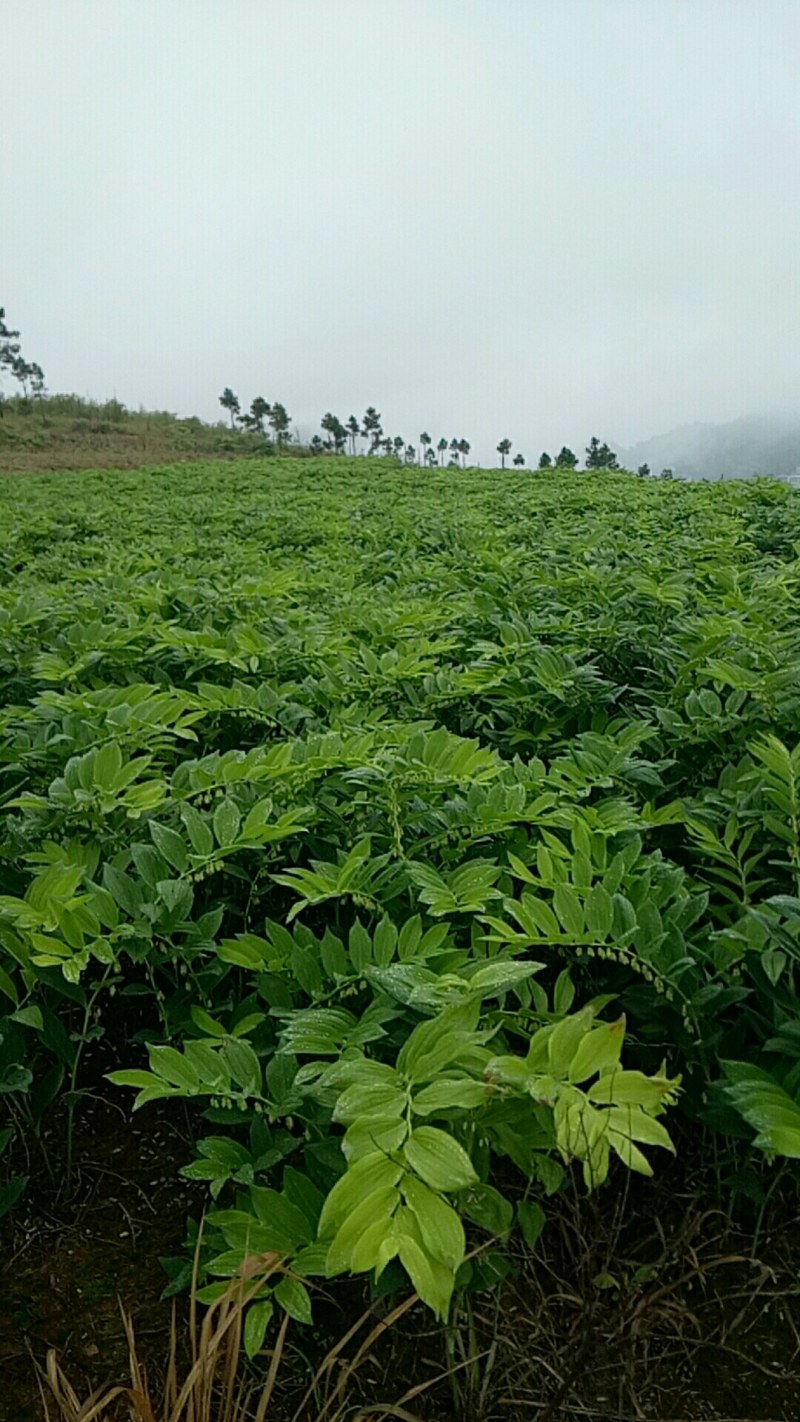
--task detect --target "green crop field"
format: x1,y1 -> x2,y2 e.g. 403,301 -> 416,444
3,457 -> 800,1415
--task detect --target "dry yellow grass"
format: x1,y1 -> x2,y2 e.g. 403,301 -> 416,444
36,1246 -> 425,1422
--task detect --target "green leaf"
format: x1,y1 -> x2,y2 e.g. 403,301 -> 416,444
332,1081 -> 407,1125
349,919 -> 372,971
223,1038 -> 262,1095
102,864 -> 142,918
506,852 -> 538,884
606,1107 -> 674,1152
588,1070 -> 678,1110
249,1187 -> 312,1247
157,878 -> 193,920
468,961 -> 541,997
484,1053 -> 533,1089
196,1135 -> 250,1167
592,1271 -> 620,1290
218,934 -> 272,970
572,850 -> 592,891
282,1167 -> 325,1230
338,836 -> 372,888
373,915 -> 398,967
349,1215 -> 396,1273
292,1242 -> 331,1275
515,894 -> 560,939
290,941 -> 324,997
607,1134 -> 652,1175
93,740 -> 123,790
148,1045 -> 199,1092
11,1005 -> 43,1031
274,1276 -> 313,1324
397,1002 -> 480,1082
180,802 -> 214,857
213,798 -> 241,849
241,798 -> 277,839
568,1018 -> 625,1084
107,1069 -> 163,1090
612,894 -> 637,940
123,780 -> 167,815
319,1151 -> 404,1236
320,930 -> 348,979
149,821 -> 189,874
396,1231 -> 454,1321
402,1175 -> 465,1267
343,1115 -> 408,1162
244,1298 -> 274,1358
398,915 -> 423,961
762,950 -> 786,986
547,1009 -> 595,1077
517,1199 -> 546,1250
584,883 -> 613,939
722,1062 -> 800,1158
412,1078 -> 487,1116
90,886 -> 119,930
403,1127 -> 478,1192
190,1006 -> 227,1038
231,1012 -> 266,1038
553,883 -> 584,938
463,1183 -> 513,1237
326,1187 -> 401,1275
0,967 -> 19,1007
206,1248 -> 251,1279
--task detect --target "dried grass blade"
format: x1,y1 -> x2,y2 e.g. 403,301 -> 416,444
314,1293 -> 420,1422
253,1306 -> 291,1422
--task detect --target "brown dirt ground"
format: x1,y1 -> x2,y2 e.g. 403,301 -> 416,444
2,1098 -> 800,1422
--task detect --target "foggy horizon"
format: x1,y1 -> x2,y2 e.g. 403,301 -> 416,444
3,0 -> 800,467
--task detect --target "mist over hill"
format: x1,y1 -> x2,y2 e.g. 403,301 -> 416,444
620,412 -> 800,482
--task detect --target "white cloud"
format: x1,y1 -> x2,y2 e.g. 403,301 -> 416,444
3,0 -> 799,461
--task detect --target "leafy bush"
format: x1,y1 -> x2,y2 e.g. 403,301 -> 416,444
3,458 -> 800,1341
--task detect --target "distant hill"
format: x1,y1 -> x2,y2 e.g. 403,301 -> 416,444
620,412 -> 800,482
0,394 -> 282,473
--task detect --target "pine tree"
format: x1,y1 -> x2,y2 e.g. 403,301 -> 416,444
585,437 -> 618,470
219,388 -> 240,428
497,438 -> 512,469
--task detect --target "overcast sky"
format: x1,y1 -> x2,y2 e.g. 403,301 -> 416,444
3,0 -> 800,463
